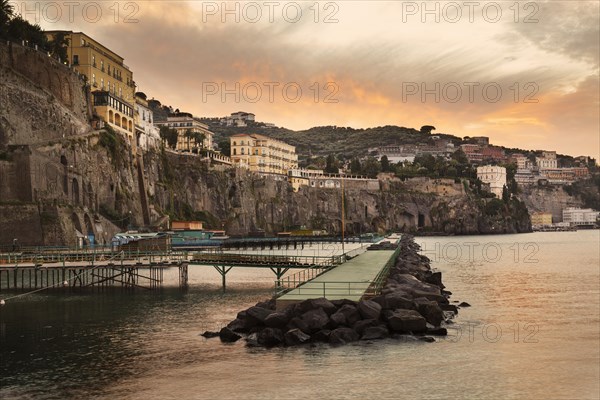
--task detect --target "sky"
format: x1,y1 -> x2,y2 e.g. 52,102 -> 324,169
15,0 -> 600,159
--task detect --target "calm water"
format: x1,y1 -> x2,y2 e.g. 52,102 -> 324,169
1,232 -> 599,399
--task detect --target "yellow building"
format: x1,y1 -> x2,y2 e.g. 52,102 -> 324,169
530,212 -> 553,226
45,31 -> 136,147
155,113 -> 213,151
230,134 -> 298,175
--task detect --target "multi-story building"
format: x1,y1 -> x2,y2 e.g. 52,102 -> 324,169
530,212 -> 553,226
45,31 -> 136,146
562,207 -> 600,226
155,113 -> 213,151
461,144 -> 483,163
537,151 -> 558,169
477,165 -> 507,198
220,112 -> 256,127
481,146 -> 506,163
134,92 -> 160,150
230,134 -> 298,175
374,145 -> 417,163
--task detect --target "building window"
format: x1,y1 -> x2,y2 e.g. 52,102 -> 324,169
241,148 -> 245,155
100,60 -> 104,72
92,55 -> 96,67
81,38 -> 85,46
73,55 -> 79,65
107,82 -> 110,92
101,78 -> 104,90
119,87 -> 122,97
107,65 -> 111,75
233,149 -> 237,155
92,73 -> 96,85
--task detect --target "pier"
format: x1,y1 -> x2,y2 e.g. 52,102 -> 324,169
276,241 -> 401,308
0,242 -> 370,296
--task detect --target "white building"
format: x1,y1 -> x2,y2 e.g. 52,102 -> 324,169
536,151 -> 558,169
134,93 -> 161,150
477,165 -> 507,198
562,207 -> 600,226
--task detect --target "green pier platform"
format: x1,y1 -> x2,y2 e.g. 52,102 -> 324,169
276,249 -> 397,309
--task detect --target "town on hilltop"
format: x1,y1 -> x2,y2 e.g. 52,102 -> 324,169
0,25 -> 598,247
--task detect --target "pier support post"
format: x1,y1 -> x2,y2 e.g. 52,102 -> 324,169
213,265 -> 232,292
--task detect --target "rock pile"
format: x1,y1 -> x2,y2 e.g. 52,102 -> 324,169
203,235 -> 459,347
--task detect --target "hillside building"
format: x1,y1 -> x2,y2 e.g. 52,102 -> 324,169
45,31 -> 136,147
155,113 -> 213,151
134,92 -> 160,150
230,134 -> 298,175
477,165 -> 507,198
562,207 -> 599,226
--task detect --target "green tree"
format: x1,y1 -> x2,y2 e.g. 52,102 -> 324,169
193,132 -> 206,149
380,155 -> 391,172
47,32 -> 70,62
159,126 -> 178,149
420,125 -> 436,134
6,16 -> 47,49
350,158 -> 361,175
0,0 -> 14,35
362,157 -> 381,178
217,139 -> 231,156
502,185 -> 510,203
325,154 -> 339,174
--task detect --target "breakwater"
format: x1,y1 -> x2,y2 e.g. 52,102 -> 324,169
204,235 -> 461,346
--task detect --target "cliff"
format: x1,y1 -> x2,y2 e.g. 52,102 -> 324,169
0,41 -> 531,247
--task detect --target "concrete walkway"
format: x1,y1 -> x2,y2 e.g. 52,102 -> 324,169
277,249 -> 395,305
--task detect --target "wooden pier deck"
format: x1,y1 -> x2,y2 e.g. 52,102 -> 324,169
276,245 -> 400,308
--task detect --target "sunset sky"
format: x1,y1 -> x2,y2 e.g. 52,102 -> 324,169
19,0 -> 600,159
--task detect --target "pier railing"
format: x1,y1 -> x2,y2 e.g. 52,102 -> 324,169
277,281 -> 373,298
190,252 -> 342,267
362,244 -> 402,297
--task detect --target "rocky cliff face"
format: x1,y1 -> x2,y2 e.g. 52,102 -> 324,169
0,41 -> 531,247
518,185 -> 583,223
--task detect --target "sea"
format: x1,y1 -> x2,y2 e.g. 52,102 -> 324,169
1,231 -> 599,400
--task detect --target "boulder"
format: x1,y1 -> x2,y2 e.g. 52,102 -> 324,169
313,329 -> 332,342
264,312 -> 290,329
297,298 -> 337,315
427,327 -> 448,336
415,300 -> 444,327
387,310 -> 427,333
335,304 -> 361,326
458,302 -> 471,307
358,300 -> 382,320
331,299 -> 358,308
257,327 -> 284,347
329,327 -> 360,345
384,292 -> 416,310
288,317 -> 309,332
255,298 -> 276,310
412,290 -> 448,304
301,308 -> 330,333
418,336 -> 435,343
219,327 -> 242,343
246,306 -> 273,324
425,271 -> 445,288
352,319 -> 379,336
227,317 -> 255,333
440,304 -> 458,314
246,332 -> 259,347
200,331 -> 220,338
284,329 -> 311,346
361,325 -> 389,340
330,311 -> 347,327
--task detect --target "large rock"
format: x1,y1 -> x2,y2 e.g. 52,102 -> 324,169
264,312 -> 290,329
387,310 -> 427,333
425,271 -> 445,288
412,290 -> 448,304
334,304 -> 361,326
329,327 -> 360,345
352,319 -> 379,336
284,329 -> 311,346
246,306 -> 273,324
301,308 -> 330,333
227,317 -> 255,333
361,325 -> 389,340
358,300 -> 382,320
257,328 -> 284,347
414,298 -> 444,327
297,298 -> 337,315
219,327 -> 242,343
312,329 -> 331,342
330,311 -> 347,327
440,304 -> 458,314
288,317 -> 309,332
201,331 -> 220,338
384,292 -> 416,310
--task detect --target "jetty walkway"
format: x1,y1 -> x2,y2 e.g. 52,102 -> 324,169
276,238 -> 401,308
